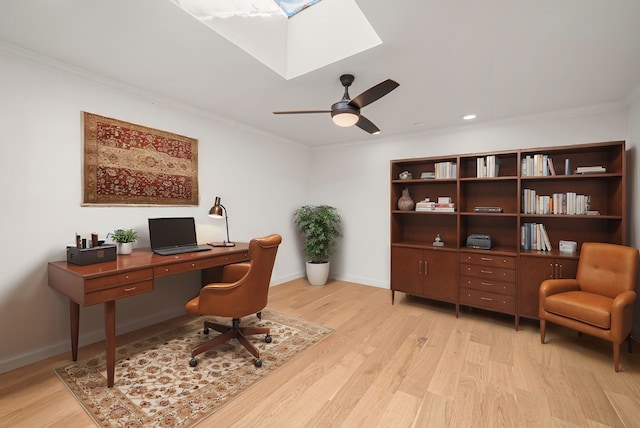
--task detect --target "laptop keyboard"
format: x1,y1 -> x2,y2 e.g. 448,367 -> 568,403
155,246 -> 208,256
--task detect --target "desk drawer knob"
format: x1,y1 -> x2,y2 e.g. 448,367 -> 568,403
124,286 -> 136,292
125,275 -> 129,279
165,268 -> 169,272
191,263 -> 196,267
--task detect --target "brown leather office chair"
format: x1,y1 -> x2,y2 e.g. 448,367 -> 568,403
185,234 -> 282,367
539,242 -> 639,371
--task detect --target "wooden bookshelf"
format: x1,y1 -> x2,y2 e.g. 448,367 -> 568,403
390,141 -> 626,329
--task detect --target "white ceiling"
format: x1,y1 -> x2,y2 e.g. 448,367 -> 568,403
1,0 -> 639,148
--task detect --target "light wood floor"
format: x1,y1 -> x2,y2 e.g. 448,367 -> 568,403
1,279 -> 640,427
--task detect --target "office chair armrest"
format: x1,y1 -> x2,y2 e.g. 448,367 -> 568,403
539,279 -> 579,298
221,262 -> 250,283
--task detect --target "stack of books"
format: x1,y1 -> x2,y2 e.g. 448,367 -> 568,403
415,197 -> 456,212
575,165 -> 606,174
415,199 -> 435,211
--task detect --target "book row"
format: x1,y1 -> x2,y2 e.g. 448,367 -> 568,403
522,189 -> 592,215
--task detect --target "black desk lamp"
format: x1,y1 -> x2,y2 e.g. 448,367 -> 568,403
208,196 -> 235,247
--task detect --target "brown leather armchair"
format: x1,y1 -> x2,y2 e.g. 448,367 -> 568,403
539,242 -> 639,371
185,234 -> 282,367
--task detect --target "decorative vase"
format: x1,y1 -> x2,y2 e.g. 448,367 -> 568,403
117,242 -> 133,255
306,261 -> 330,285
397,188 -> 415,211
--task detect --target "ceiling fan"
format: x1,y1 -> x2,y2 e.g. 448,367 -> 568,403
273,74 -> 399,134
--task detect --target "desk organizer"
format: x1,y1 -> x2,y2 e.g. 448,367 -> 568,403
67,244 -> 117,266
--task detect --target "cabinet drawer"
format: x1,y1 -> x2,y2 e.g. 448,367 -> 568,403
86,268 -> 154,292
154,252 -> 249,277
85,280 -> 154,305
459,275 -> 515,296
459,263 -> 516,282
460,253 -> 516,269
460,288 -> 515,314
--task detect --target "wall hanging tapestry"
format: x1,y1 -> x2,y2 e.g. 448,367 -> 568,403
55,309 -> 333,427
82,112 -> 199,206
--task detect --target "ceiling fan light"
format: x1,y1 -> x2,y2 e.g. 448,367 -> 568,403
332,111 -> 359,127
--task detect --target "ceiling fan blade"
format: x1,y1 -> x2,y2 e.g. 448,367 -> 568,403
355,115 -> 380,134
273,110 -> 330,115
349,79 -> 399,109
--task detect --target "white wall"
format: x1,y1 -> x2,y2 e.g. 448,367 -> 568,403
0,49 -> 310,373
626,98 -> 640,338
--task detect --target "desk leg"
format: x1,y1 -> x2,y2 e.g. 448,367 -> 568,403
104,300 -> 116,388
70,300 -> 79,361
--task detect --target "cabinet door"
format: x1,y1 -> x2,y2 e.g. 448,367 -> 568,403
518,256 -> 578,319
423,249 -> 458,302
518,256 -> 553,319
391,247 -> 423,295
553,258 -> 578,279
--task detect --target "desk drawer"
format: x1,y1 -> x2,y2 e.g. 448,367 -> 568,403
460,253 -> 516,269
459,264 -> 515,283
154,252 -> 249,278
86,268 -> 154,292
460,288 -> 515,314
85,280 -> 154,305
459,275 -> 515,296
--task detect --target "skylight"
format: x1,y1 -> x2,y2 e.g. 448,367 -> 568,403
168,0 -> 381,79
274,0 -> 322,18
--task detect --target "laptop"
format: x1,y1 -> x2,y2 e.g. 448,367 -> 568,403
148,217 -> 212,256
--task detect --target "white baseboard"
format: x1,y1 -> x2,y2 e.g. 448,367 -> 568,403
0,307 -> 186,375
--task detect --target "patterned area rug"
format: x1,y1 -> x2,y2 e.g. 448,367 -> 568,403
55,309 -> 332,427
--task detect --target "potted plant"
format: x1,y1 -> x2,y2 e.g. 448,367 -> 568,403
108,228 -> 138,255
293,205 -> 341,285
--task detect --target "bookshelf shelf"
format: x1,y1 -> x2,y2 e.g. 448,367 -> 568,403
390,140 -> 627,329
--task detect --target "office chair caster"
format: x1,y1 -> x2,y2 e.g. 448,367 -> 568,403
189,358 -> 198,367
265,334 -> 272,343
254,358 -> 262,367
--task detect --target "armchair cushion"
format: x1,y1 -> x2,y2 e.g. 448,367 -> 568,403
544,291 -> 613,329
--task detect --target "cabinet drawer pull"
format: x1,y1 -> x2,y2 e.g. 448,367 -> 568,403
191,263 -> 196,267
480,297 -> 493,301
481,257 -> 493,261
165,268 -> 170,272
418,261 -> 422,276
480,270 -> 493,274
124,286 -> 136,292
480,282 -> 493,286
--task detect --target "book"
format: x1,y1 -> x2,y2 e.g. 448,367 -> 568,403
540,223 -> 552,251
547,157 -> 556,176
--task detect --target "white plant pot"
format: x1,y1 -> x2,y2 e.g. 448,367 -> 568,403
306,261 -> 330,286
117,242 -> 133,255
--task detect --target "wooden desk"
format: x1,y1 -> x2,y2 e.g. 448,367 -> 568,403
48,244 -> 250,387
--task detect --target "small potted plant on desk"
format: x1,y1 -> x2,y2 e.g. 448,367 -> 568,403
294,205 -> 341,285
108,228 -> 138,255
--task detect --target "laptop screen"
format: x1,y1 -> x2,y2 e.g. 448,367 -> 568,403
148,217 -> 198,250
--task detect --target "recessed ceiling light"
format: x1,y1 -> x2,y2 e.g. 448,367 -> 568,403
462,114 -> 477,120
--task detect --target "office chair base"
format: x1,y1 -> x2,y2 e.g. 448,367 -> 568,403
189,318 -> 271,367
